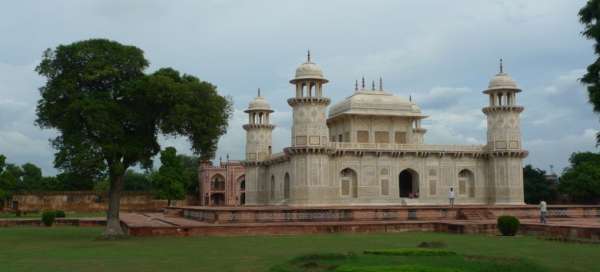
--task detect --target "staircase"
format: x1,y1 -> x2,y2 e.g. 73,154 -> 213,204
457,209 -> 493,220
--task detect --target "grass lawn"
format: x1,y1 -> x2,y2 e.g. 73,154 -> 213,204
0,227 -> 598,272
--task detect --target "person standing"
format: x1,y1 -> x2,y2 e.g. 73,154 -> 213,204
448,187 -> 455,207
539,200 -> 548,224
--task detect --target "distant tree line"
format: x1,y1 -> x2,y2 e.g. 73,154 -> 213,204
524,151 -> 600,205
0,148 -> 200,203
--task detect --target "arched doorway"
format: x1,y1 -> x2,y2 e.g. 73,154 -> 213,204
283,173 -> 290,200
340,168 -> 358,198
210,193 -> 225,206
458,169 -> 475,198
270,175 -> 276,200
399,169 -> 419,198
237,175 -> 246,206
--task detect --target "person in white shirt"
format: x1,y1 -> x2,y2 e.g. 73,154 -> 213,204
448,187 -> 455,207
539,200 -> 548,224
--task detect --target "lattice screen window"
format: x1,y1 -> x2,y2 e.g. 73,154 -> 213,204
381,179 -> 389,195
394,132 -> 407,144
429,179 -> 437,195
357,131 -> 369,143
375,131 -> 389,143
341,180 -> 350,196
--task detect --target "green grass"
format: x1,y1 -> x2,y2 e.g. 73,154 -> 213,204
363,248 -> 457,256
0,228 -> 598,272
272,251 -> 543,272
0,211 -> 105,219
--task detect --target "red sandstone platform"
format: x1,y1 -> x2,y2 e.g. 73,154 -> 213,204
120,205 -> 600,240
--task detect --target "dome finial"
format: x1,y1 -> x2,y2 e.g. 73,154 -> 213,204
371,80 -> 375,91
355,80 -> 358,91
499,58 -> 503,73
379,77 -> 383,91
361,76 -> 365,89
307,50 -> 311,63
257,88 -> 261,97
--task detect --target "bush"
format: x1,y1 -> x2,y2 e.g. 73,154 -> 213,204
41,211 -> 56,227
363,248 -> 457,256
54,210 -> 66,218
497,215 -> 520,236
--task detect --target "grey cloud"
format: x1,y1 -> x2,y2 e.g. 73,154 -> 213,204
0,0 -> 598,175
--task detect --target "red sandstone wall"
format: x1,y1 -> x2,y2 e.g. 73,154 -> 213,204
7,191 -> 197,212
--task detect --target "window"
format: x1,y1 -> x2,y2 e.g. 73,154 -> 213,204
270,175 -> 275,200
211,174 -> 225,191
375,131 -> 389,143
429,179 -> 437,195
395,132 -> 407,144
458,169 -> 475,197
381,179 -> 389,195
357,131 -> 369,143
340,168 -> 358,198
284,173 -> 290,200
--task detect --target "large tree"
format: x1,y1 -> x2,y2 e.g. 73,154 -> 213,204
579,1 -> 600,145
523,165 -> 558,204
559,152 -> 600,204
35,39 -> 231,237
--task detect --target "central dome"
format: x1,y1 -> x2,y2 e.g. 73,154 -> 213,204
328,90 -> 425,119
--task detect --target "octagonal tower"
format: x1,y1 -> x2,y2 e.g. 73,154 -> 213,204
285,52 -> 333,205
483,60 -> 527,205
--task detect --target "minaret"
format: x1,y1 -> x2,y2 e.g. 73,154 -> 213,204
243,89 -> 275,204
288,51 -> 330,147
285,51 -> 332,205
482,60 -> 527,205
244,88 -> 275,161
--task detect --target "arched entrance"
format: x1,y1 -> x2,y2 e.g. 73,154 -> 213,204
399,169 -> 419,198
283,173 -> 290,200
340,168 -> 358,198
237,175 -> 246,206
210,193 -> 225,206
458,169 -> 475,198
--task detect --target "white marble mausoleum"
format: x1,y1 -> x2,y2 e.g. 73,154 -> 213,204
242,53 -> 527,206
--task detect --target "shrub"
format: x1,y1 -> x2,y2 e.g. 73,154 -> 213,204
41,211 -> 56,227
497,215 -> 520,236
363,248 -> 457,256
54,210 -> 66,218
336,264 -> 465,272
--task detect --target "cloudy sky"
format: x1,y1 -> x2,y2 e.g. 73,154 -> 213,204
1,0 -> 598,175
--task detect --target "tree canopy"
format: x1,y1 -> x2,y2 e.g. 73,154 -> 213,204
523,165 -> 558,204
35,39 -> 232,237
579,1 -> 600,144
559,152 -> 600,204
153,147 -> 186,206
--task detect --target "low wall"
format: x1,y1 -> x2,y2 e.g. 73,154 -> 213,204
7,192 -> 197,212
170,205 -> 600,224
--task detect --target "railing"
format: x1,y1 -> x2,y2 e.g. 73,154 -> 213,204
328,142 -> 486,152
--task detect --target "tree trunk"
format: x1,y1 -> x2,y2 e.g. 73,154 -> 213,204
103,173 -> 125,238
